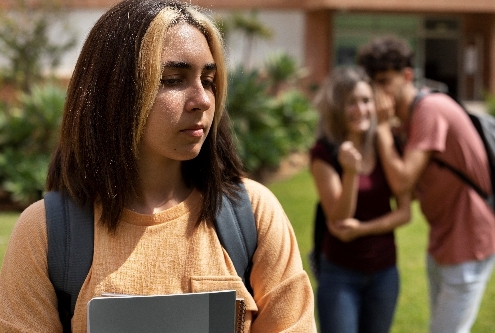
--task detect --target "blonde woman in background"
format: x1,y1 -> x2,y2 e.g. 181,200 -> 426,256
309,66 -> 411,333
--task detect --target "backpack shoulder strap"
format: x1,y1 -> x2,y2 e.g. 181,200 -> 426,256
44,191 -> 94,330
214,182 -> 257,294
468,112 -> 495,181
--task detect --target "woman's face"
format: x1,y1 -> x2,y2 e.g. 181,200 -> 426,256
344,81 -> 375,135
139,22 -> 216,164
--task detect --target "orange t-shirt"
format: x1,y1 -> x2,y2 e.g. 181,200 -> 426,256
0,178 -> 317,332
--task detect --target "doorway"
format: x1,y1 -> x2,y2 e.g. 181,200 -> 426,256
422,18 -> 460,100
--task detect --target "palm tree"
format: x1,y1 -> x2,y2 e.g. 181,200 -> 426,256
0,0 -> 76,92
230,11 -> 273,69
264,52 -> 308,96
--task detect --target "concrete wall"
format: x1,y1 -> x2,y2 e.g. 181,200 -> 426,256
52,9 -> 104,77
50,9 -> 305,78
218,10 -> 305,70
2,1 -> 495,97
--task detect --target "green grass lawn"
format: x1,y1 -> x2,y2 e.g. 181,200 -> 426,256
0,212 -> 18,265
1,169 -> 494,331
267,168 -> 495,333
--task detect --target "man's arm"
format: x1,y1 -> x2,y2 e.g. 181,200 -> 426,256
376,122 -> 431,195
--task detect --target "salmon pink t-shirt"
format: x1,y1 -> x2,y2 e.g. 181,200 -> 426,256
406,93 -> 495,265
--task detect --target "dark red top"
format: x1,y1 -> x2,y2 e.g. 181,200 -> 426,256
310,139 -> 396,273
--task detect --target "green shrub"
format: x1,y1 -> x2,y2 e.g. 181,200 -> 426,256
0,83 -> 65,205
0,2 -> 76,92
227,67 -> 273,173
484,92 -> 495,117
227,66 -> 317,178
270,90 -> 317,152
264,52 -> 303,95
0,55 -> 317,204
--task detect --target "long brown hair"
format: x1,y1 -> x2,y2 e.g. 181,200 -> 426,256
313,66 -> 376,155
46,0 -> 243,232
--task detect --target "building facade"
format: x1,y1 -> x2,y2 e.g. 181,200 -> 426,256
198,0 -> 495,101
2,0 -> 495,101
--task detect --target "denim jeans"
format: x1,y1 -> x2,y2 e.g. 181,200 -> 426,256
427,253 -> 495,333
317,257 -> 399,333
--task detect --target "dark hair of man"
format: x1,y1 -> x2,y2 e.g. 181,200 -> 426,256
46,0 -> 244,232
357,35 -> 414,79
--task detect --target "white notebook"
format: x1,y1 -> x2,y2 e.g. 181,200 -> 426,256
87,290 -> 236,333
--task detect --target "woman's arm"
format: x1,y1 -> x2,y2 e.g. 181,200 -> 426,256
310,142 -> 361,230
329,191 -> 412,242
0,200 -> 62,332
244,179 -> 317,332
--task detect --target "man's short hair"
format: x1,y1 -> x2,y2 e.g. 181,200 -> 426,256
357,35 -> 414,79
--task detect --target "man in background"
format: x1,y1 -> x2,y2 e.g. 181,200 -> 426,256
358,35 -> 495,333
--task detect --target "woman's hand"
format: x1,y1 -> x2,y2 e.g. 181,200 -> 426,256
328,218 -> 362,242
338,141 -> 362,174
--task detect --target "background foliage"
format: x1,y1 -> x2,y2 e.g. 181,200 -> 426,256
0,0 -> 76,92
0,84 -> 65,205
483,93 -> 495,117
227,65 -> 316,178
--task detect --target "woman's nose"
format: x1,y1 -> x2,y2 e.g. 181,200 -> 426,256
187,81 -> 212,112
356,101 -> 367,114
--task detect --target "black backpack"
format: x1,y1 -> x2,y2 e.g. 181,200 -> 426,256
44,183 -> 257,333
412,92 -> 495,209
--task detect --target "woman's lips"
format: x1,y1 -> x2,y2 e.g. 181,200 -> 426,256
181,125 -> 204,137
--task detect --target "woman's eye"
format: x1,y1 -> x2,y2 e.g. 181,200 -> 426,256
202,78 -> 215,90
160,78 -> 181,86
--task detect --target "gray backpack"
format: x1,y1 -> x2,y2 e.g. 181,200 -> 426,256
44,183 -> 257,332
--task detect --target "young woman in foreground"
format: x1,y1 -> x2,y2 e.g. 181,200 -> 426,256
0,1 -> 316,331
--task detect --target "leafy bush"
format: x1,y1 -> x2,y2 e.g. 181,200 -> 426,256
0,1 -> 76,91
270,90 -> 317,151
264,53 -> 304,95
227,67 -> 273,173
227,66 -> 317,178
0,83 -> 65,205
484,92 -> 495,117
